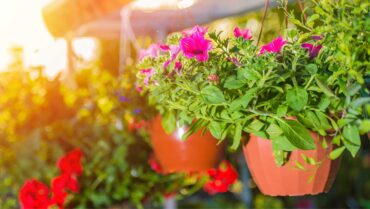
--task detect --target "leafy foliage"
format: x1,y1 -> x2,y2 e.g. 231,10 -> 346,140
136,0 -> 369,165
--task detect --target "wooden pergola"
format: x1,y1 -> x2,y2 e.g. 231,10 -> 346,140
43,0 -> 272,73
42,0 -> 271,39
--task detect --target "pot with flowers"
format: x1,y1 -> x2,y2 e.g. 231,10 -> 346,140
136,28 -> 224,173
136,0 -> 369,196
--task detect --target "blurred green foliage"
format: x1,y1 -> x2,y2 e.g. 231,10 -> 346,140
0,47 -> 201,209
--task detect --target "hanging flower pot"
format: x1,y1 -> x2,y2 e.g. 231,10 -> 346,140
242,132 -> 341,196
149,115 -> 223,173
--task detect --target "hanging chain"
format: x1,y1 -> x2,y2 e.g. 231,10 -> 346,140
257,0 -> 270,46
297,0 -> 307,22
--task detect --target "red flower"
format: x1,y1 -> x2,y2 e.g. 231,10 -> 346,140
19,179 -> 51,209
50,174 -> 79,208
148,154 -> 163,173
203,161 -> 238,195
57,149 -> 83,176
128,119 -> 148,132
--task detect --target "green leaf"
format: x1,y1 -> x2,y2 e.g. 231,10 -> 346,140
277,105 -> 288,117
315,111 -> 332,130
272,149 -> 288,167
350,97 -> 370,109
224,76 -> 245,89
237,68 -> 261,81
343,124 -> 361,157
246,119 -> 264,132
317,95 -> 331,111
266,123 -> 283,138
329,147 -> 346,160
295,161 -> 305,170
359,120 -> 370,135
229,88 -> 258,111
307,14 -> 319,27
208,121 -> 224,139
315,77 -> 336,98
305,64 -> 318,74
161,111 -> 177,134
272,136 -> 297,151
298,111 -> 320,130
231,123 -> 243,150
301,154 -> 317,165
277,119 -> 316,150
201,86 -> 225,104
286,87 -> 308,111
182,119 -> 208,140
322,138 -> 328,149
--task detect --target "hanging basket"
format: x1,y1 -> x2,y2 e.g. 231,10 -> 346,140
242,132 -> 341,196
149,115 -> 223,173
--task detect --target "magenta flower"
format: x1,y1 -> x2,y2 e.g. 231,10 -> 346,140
183,25 -> 208,37
180,33 -> 212,62
312,35 -> 323,41
140,68 -> 155,85
301,43 -> 322,59
135,84 -> 143,93
174,61 -> 182,72
259,36 -> 287,55
233,27 -> 252,40
138,44 -> 160,61
159,44 -> 170,51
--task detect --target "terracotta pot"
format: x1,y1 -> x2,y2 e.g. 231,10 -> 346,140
149,116 -> 222,173
242,132 -> 341,196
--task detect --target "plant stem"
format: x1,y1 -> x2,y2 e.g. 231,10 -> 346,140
305,75 -> 315,89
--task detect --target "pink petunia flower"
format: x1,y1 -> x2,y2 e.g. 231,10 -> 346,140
301,43 -> 322,59
159,44 -> 170,51
163,45 -> 180,69
233,27 -> 253,40
174,61 -> 182,72
180,33 -> 212,62
140,68 -> 155,85
259,36 -> 287,55
135,84 -> 143,93
138,44 -> 160,61
182,25 -> 208,37
312,34 -> 324,41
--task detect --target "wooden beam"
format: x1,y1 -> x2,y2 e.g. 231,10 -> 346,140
48,0 -> 274,39
42,0 -> 132,37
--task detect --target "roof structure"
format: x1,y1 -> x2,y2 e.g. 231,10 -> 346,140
42,0 -> 132,37
42,0 -> 268,39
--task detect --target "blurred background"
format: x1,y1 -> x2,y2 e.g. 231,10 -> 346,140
0,0 -> 369,208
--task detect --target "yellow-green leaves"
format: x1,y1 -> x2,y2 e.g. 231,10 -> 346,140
201,86 -> 225,104
342,124 -> 361,157
329,147 -> 346,160
277,119 -> 316,150
286,87 -> 308,111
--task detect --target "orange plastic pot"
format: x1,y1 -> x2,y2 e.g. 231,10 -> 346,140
242,132 -> 341,196
149,116 -> 222,173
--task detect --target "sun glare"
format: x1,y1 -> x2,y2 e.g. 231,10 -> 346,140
0,0 -> 96,78
132,0 -> 195,10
